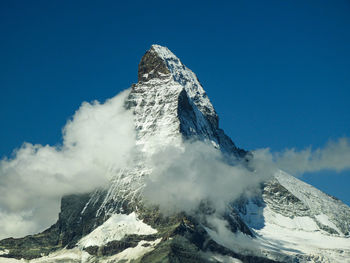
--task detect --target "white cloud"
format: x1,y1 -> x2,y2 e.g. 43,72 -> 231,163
253,137 -> 350,176
0,89 -> 136,239
142,141 -> 273,215
205,215 -> 264,257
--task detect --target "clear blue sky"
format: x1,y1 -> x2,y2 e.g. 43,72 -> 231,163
1,1 -> 349,203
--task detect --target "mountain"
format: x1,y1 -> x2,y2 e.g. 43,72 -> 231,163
0,45 -> 349,263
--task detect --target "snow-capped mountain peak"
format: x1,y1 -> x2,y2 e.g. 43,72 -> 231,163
1,45 -> 349,263
92,45 -> 247,217
137,44 -> 217,128
129,44 -> 245,156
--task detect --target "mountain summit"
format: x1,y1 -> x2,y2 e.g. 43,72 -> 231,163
1,45 -> 349,263
129,45 -> 246,157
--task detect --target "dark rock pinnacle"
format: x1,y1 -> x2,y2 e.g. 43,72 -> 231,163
138,46 -> 170,82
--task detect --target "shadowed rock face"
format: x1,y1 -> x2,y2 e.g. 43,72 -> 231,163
138,47 -> 171,82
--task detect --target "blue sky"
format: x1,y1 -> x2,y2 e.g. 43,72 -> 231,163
1,1 -> 349,204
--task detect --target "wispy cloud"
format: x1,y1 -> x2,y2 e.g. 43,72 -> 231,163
253,137 -> 350,176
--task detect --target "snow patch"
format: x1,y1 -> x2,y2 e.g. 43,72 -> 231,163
30,248 -> 89,263
275,170 -> 350,236
0,258 -> 22,263
77,212 -> 157,248
99,238 -> 161,263
263,208 -> 319,232
255,206 -> 350,262
240,171 -> 350,262
0,249 -> 9,255
205,252 -> 243,263
316,214 -> 341,234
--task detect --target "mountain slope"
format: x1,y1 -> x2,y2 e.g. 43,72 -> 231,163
238,170 -> 350,262
0,45 -> 349,263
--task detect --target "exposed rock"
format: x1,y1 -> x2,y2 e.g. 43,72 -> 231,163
138,46 -> 171,82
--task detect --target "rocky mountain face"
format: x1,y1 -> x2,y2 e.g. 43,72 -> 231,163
1,45 -> 349,263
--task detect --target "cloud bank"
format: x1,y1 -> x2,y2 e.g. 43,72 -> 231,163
0,89 -> 135,239
1,86 -> 349,241
142,142 -> 273,215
